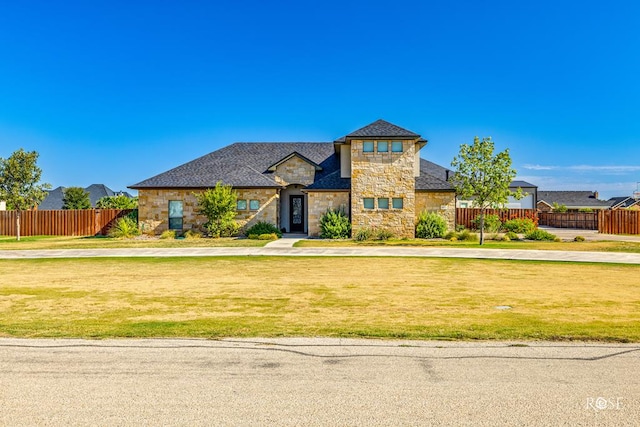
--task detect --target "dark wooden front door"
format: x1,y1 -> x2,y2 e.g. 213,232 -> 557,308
289,195 -> 304,233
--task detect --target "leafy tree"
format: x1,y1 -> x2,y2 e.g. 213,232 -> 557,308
451,137 -> 522,245
195,182 -> 239,237
0,148 -> 51,240
62,187 -> 91,210
96,194 -> 138,209
553,202 -> 568,213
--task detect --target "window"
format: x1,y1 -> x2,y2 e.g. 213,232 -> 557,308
249,199 -> 260,210
363,141 -> 374,153
168,200 -> 183,230
378,198 -> 389,209
377,141 -> 388,152
392,141 -> 403,152
363,198 -> 374,209
237,200 -> 247,210
392,198 -> 403,209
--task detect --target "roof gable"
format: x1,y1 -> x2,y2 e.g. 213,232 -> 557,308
346,119 -> 420,139
267,152 -> 323,172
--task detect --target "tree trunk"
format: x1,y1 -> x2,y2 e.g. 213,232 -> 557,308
16,210 -> 21,241
479,210 -> 485,245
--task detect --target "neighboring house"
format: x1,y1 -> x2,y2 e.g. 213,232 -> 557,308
608,196 -> 640,210
130,119 -> 457,238
537,191 -> 611,212
455,180 -> 538,209
39,184 -> 133,210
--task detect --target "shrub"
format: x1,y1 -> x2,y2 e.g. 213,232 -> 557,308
457,229 -> 479,242
62,187 -> 91,210
503,218 -> 536,234
416,211 -> 448,239
319,209 -> 351,239
108,217 -> 140,238
525,229 -> 557,241
471,214 -> 502,233
245,221 -> 282,238
96,195 -> 138,209
444,231 -> 456,240
578,208 -> 593,213
195,183 -> 239,238
504,231 -> 519,240
574,235 -> 586,242
247,233 -> 278,240
160,230 -> 176,239
184,229 -> 202,239
552,202 -> 568,213
375,228 -> 394,241
353,227 -> 373,242
500,235 -> 511,242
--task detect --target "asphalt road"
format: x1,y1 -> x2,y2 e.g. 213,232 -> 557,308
1,338 -> 638,426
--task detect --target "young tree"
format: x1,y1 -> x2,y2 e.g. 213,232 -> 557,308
62,187 -> 92,210
0,148 -> 51,240
451,137 -> 522,245
195,182 -> 239,237
96,194 -> 138,209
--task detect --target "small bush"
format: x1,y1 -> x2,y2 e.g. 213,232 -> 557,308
416,211 -> 448,239
444,231 -> 456,240
353,227 -> 373,242
247,233 -> 278,240
525,229 -> 557,241
319,209 -> 351,239
184,229 -> 202,239
471,214 -> 502,233
160,230 -> 176,239
245,221 -> 282,238
457,229 -> 479,242
376,228 -> 394,241
108,217 -> 140,239
503,218 -> 536,234
504,231 -> 519,240
500,235 -> 511,242
574,235 -> 586,242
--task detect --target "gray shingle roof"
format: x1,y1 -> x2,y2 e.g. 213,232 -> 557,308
130,143 -> 340,189
39,184 -> 132,210
510,180 -> 537,189
537,191 -> 611,208
416,159 -> 454,191
346,119 -> 420,138
608,196 -> 640,209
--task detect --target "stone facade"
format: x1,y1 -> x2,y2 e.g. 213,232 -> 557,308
138,187 -> 278,234
273,156 -> 316,186
415,191 -> 457,230
349,139 -> 417,238
307,191 -> 350,237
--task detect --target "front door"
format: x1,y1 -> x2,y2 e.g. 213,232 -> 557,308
289,195 -> 304,233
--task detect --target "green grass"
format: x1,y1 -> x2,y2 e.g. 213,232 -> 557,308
0,235 -> 267,249
1,256 -> 638,341
295,238 -> 640,253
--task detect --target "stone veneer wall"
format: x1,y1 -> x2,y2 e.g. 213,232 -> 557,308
273,156 -> 316,186
138,188 -> 279,234
415,191 -> 457,230
349,139 -> 417,238
307,191 -> 350,237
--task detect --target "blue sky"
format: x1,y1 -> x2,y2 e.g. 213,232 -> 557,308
1,0 -> 639,200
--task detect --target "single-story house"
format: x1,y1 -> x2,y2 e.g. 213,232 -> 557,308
455,180 -> 538,209
608,196 -> 640,210
537,191 -> 611,212
39,184 -> 134,210
129,119 -> 456,238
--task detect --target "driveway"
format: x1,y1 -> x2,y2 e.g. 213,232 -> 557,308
1,338 -> 637,426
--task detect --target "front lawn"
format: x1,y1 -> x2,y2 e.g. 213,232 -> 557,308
0,235 -> 268,249
1,256 -> 638,341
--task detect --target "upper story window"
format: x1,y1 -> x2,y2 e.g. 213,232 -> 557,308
363,198 -> 374,209
378,198 -> 389,209
391,141 -> 403,152
377,141 -> 388,152
237,200 -> 247,210
392,198 -> 403,209
363,141 -> 374,153
249,199 -> 260,210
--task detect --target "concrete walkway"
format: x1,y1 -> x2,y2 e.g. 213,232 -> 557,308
2,245 -> 640,264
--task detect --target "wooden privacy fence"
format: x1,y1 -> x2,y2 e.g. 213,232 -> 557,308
0,209 -> 135,237
456,208 -> 538,229
598,210 -> 640,235
538,212 -> 598,230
